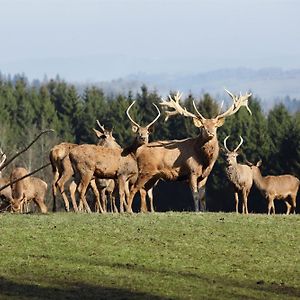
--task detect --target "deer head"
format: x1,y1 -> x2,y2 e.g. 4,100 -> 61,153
160,90 -> 252,141
223,136 -> 244,165
126,101 -> 161,145
93,120 -> 120,149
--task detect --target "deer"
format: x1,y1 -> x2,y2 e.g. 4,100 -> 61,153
51,121 -> 121,213
125,100 -> 161,212
67,101 -> 161,213
125,89 -> 252,213
247,160 -> 299,214
10,167 -> 48,213
223,136 -> 253,214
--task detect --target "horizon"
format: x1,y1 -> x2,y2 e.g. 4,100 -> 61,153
1,0 -> 300,82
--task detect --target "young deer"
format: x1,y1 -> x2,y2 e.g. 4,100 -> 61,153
10,167 -> 48,213
223,136 -> 253,214
126,89 -> 252,213
248,160 -> 299,214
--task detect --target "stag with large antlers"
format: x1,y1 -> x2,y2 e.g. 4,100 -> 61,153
247,160 -> 299,214
126,89 -> 252,212
223,136 -> 253,214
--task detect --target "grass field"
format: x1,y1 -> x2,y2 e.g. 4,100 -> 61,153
0,212 -> 299,300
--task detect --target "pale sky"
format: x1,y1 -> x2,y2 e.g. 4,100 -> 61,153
0,0 -> 299,81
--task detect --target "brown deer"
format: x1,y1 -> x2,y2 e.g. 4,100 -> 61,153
223,136 -> 253,214
126,90 -> 252,213
68,101 -> 161,213
248,160 -> 299,214
52,121 -> 121,213
10,167 -> 48,213
126,101 -> 161,212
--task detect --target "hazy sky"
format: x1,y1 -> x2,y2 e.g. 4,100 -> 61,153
0,0 -> 299,81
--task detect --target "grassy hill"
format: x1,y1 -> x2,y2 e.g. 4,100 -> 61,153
0,212 -> 299,299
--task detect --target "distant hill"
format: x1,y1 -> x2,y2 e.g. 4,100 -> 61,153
90,67 -> 300,111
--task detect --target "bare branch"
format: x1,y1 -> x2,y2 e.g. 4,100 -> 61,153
0,162 -> 51,193
0,129 -> 55,172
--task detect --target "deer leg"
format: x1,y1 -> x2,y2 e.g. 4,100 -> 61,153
190,176 -> 200,212
127,175 -> 152,213
99,188 -> 107,213
234,192 -> 239,213
69,181 -> 79,212
139,188 -> 148,213
90,180 -> 104,213
111,194 -> 118,213
285,201 -> 291,215
57,170 -> 73,212
242,190 -> 248,214
52,170 -> 59,212
198,177 -> 207,212
118,176 -> 127,213
147,188 -> 155,212
34,197 -> 48,214
77,173 -> 92,213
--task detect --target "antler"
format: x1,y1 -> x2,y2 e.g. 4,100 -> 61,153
234,136 -> 244,152
217,89 -> 252,119
96,120 -> 106,133
126,101 -> 140,128
160,91 -> 197,121
126,101 -> 161,128
223,136 -> 230,152
223,135 -> 244,152
146,103 -> 161,128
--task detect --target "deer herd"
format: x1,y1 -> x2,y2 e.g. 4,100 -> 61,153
0,90 -> 299,215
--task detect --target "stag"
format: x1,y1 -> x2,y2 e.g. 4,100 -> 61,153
68,102 -> 161,213
223,136 -> 253,214
126,101 -> 161,212
247,160 -> 299,214
52,121 -> 120,212
10,167 -> 48,213
126,90 -> 252,213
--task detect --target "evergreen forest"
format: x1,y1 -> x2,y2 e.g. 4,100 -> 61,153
0,74 -> 299,213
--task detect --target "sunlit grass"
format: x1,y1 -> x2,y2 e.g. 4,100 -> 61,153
0,212 -> 299,299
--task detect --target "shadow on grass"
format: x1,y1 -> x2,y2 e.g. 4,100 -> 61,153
0,276 -> 170,300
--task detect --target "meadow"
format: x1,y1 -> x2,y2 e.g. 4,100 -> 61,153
0,212 -> 299,300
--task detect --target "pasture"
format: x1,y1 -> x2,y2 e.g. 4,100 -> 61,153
0,212 -> 299,299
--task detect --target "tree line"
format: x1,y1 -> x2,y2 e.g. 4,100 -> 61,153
0,74 -> 299,212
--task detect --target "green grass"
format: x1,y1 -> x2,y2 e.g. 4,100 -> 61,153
0,212 -> 299,300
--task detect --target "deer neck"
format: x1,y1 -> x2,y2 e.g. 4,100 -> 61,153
252,168 -> 267,190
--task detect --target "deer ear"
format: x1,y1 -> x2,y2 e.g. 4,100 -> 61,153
256,160 -> 262,167
92,128 -> 102,138
148,125 -> 155,134
216,118 -> 225,127
131,125 -> 139,133
193,118 -> 204,128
